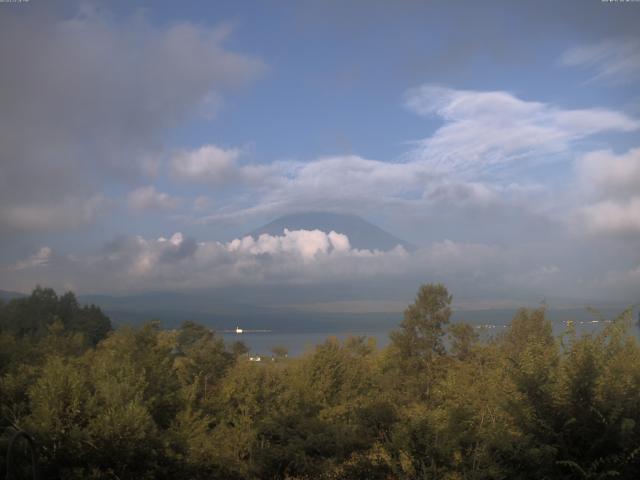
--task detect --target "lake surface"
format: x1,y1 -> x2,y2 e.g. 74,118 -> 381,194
221,306 -> 639,357
103,301 -> 638,358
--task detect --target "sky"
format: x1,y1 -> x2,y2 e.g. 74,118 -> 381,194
1,0 -> 639,304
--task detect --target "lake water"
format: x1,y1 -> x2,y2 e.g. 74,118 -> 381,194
221,307 -> 639,357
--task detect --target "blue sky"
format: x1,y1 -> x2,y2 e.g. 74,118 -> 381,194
1,0 -> 639,303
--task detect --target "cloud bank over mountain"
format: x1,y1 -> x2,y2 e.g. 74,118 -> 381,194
3,221 -> 636,303
3,228 -> 409,293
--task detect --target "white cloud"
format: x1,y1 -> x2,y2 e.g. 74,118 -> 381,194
0,229 -> 408,292
228,229 -> 333,262
404,85 -> 639,172
4,230 -> 638,301
328,231 -> 350,252
575,148 -> 640,237
190,87 -> 638,231
171,145 -> 242,184
3,230 -> 512,294
128,186 -> 180,212
194,154 -> 432,225
577,148 -> 640,198
561,38 -> 640,84
581,198 -> 640,236
258,155 -> 428,211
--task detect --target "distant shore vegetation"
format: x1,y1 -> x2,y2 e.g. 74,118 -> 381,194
1,285 -> 640,479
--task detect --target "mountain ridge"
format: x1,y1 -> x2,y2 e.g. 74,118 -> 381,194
248,211 -> 415,251
0,289 -> 26,302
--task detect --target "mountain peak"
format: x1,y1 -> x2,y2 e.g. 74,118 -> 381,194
249,211 -> 414,251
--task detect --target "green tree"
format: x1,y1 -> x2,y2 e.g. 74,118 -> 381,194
448,322 -> 479,361
173,321 -> 234,406
25,356 -> 89,478
84,350 -> 159,479
388,283 -> 452,400
0,287 -> 111,346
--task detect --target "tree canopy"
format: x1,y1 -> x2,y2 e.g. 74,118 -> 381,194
1,284 -> 640,479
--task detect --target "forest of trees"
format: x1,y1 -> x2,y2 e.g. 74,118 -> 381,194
1,284 -> 640,479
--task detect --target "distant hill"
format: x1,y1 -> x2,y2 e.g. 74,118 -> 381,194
248,211 -> 415,251
0,289 -> 26,302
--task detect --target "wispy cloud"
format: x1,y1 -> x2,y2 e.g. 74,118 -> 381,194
8,247 -> 52,272
404,85 -> 639,172
561,38 -> 640,84
191,87 -> 638,228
